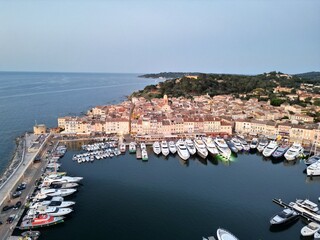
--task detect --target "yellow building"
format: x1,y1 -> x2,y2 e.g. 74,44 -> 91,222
33,124 -> 46,135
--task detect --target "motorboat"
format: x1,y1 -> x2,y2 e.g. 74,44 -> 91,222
119,143 -> 126,153
40,188 -> 77,197
176,139 -> 190,161
19,214 -> 64,230
214,137 -> 231,159
141,149 -> 148,161
226,140 -> 238,153
43,175 -> 83,184
296,199 -> 319,213
202,237 -> 216,240
304,154 -> 320,166
30,200 -> 75,209
33,195 -> 63,203
27,206 -> 73,217
257,138 -> 269,152
168,141 -> 177,154
230,138 -> 243,151
21,231 -> 40,239
129,142 -> 136,153
262,141 -> 278,157
315,230 -> 320,240
140,143 -> 146,151
284,143 -> 304,161
301,221 -> 320,237
306,160 -> 320,176
161,141 -> 170,157
272,143 -> 289,158
193,138 -> 208,159
216,228 -> 239,240
238,138 -> 250,151
49,182 -> 79,189
250,138 -> 259,150
202,137 -> 219,157
185,139 -> 196,155
152,141 -> 161,155
269,208 -> 299,225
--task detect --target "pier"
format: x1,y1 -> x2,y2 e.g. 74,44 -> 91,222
0,133 -> 54,239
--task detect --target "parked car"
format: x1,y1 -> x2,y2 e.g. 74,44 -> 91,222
16,182 -> 27,191
12,191 -> 22,198
2,205 -> 14,212
13,201 -> 22,210
6,215 -> 15,224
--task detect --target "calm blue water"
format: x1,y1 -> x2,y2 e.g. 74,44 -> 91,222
1,72 -> 318,239
0,72 -> 156,172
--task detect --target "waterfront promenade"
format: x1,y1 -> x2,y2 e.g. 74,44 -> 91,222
0,133 -> 52,240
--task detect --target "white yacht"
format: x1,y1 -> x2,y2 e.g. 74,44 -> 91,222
194,138 -> 209,159
119,143 -> 126,153
129,142 -> 136,153
176,139 -> 190,161
307,162 -> 320,176
284,143 -> 304,161
152,141 -> 161,155
27,206 -> 73,217
40,188 -> 77,197
185,139 -> 196,155
43,175 -> 83,185
257,138 -> 269,152
216,228 -> 239,240
168,141 -> 177,154
141,149 -> 148,161
301,222 -> 320,237
250,138 -> 259,150
238,138 -> 250,151
214,137 -> 231,159
231,138 -> 243,151
262,141 -> 278,157
314,230 -> 320,240
202,137 -> 219,157
160,141 -> 170,157
296,199 -> 319,213
30,200 -> 75,209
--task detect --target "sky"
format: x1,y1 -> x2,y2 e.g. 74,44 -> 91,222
0,0 -> 319,74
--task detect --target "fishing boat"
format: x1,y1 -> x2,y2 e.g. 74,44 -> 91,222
142,149 -> 148,161
257,138 -> 269,152
301,221 -> 320,236
262,141 -> 278,157
194,138 -> 208,159
176,139 -> 190,160
185,139 -> 196,155
161,141 -> 170,157
214,137 -> 231,159
284,143 -> 304,161
129,142 -> 136,153
19,214 -> 64,230
153,141 -> 161,155
216,228 -> 239,240
269,208 -> 299,225
202,137 -> 218,157
168,141 -> 177,154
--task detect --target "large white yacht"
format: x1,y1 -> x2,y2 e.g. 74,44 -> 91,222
231,138 -> 243,151
152,141 -> 161,155
175,139 -> 190,161
168,141 -> 177,154
185,139 -> 196,155
43,175 -> 83,185
40,188 -> 77,197
30,200 -> 75,209
307,161 -> 320,176
284,143 -> 304,161
262,141 -> 278,157
194,138 -> 209,159
27,206 -> 73,217
257,138 -> 269,152
202,137 -> 219,156
214,137 -> 231,159
160,141 -> 170,157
